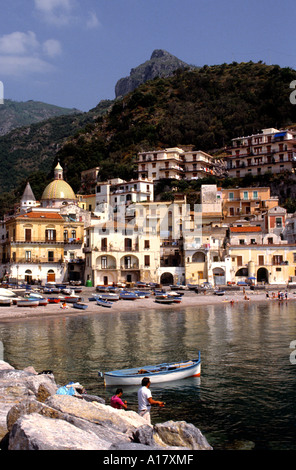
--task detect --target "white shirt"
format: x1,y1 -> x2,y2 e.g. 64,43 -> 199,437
138,386 -> 152,411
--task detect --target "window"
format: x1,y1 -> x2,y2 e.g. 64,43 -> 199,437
48,251 -> 54,262
101,238 -> 107,250
46,229 -> 56,241
273,255 -> 283,265
25,251 -> 31,261
144,255 -> 150,267
253,191 -> 258,199
25,229 -> 32,242
229,192 -> 234,200
276,218 -> 282,228
101,256 -> 107,269
144,240 -> 150,249
243,191 -> 248,200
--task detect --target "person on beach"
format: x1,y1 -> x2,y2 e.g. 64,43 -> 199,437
137,377 -> 164,424
110,388 -> 127,410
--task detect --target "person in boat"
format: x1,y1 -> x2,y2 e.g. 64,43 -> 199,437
137,377 -> 164,424
110,388 -> 127,410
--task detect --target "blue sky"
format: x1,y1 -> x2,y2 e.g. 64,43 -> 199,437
0,0 -> 295,111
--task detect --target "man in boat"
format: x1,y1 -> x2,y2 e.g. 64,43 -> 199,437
137,377 -> 164,424
110,388 -> 127,410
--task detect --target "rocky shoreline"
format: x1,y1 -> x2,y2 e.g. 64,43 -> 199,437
0,360 -> 212,451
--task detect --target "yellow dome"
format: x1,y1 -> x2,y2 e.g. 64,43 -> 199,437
41,179 -> 76,201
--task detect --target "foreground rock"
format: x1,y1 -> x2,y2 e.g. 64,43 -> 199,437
0,360 -> 212,451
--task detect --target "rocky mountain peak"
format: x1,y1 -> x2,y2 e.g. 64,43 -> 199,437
115,49 -> 189,98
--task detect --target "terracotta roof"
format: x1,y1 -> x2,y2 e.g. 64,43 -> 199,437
17,212 -> 64,220
230,226 -> 261,233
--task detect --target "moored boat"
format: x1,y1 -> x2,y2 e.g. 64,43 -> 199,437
0,296 -> 12,306
96,297 -> 112,308
119,291 -> 137,300
134,290 -> 151,298
100,352 -> 201,386
47,297 -> 61,304
214,290 -> 225,296
17,299 -> 39,307
63,296 -> 82,303
155,295 -> 175,304
72,302 -> 88,310
99,293 -> 120,301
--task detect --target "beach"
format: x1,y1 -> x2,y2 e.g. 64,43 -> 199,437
0,286 -> 294,323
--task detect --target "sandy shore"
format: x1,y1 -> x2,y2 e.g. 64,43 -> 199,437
0,287 -> 295,323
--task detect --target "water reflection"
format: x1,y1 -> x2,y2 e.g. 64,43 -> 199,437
1,300 -> 296,449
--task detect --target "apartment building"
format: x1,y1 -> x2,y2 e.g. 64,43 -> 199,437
221,186 -> 279,222
84,219 -> 160,286
227,128 -> 296,177
137,147 -> 217,181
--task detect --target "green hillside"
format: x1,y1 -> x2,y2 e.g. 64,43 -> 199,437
0,60 -> 296,216
0,99 -> 80,136
56,61 -> 296,192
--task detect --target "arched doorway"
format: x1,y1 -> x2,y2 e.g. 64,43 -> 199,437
47,270 -> 55,283
257,267 -> 269,284
213,267 -> 225,286
25,270 -> 32,284
160,272 -> 174,286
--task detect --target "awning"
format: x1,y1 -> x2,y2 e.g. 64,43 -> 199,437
274,132 -> 287,138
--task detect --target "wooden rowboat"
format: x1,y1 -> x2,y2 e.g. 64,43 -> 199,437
100,352 -> 201,386
72,302 -> 88,310
119,291 -> 137,300
47,298 -> 61,304
0,296 -> 12,306
154,295 -> 175,304
96,297 -> 112,308
17,299 -> 39,308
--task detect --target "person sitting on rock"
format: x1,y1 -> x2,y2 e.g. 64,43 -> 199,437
110,388 -> 127,410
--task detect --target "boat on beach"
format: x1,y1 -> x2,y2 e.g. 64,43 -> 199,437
155,295 -> 175,304
0,297 -> 12,306
96,297 -> 113,308
72,302 -> 88,310
119,291 -> 137,300
47,297 -> 61,304
100,352 -> 201,386
17,299 -> 39,307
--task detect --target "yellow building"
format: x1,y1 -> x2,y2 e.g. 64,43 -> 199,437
0,161 -> 86,285
228,240 -> 296,285
222,187 -> 279,222
2,211 -> 65,284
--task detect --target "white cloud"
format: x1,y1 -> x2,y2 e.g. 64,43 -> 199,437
0,31 -> 61,77
0,31 -> 39,56
0,55 -> 54,77
34,0 -> 75,25
86,11 -> 100,29
43,39 -> 62,57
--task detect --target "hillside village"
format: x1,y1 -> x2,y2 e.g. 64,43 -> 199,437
1,125 -> 296,289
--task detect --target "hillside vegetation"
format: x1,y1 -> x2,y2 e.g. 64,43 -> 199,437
0,99 -> 80,136
57,61 -> 296,192
0,61 -> 296,215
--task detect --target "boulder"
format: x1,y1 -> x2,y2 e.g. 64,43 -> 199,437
45,394 -> 149,437
153,421 -> 213,450
0,362 -> 213,451
8,413 -> 110,450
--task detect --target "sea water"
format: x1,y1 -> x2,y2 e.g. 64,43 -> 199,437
0,299 -> 296,450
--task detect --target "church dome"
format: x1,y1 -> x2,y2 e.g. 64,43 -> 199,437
41,161 -> 76,204
41,179 -> 76,201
